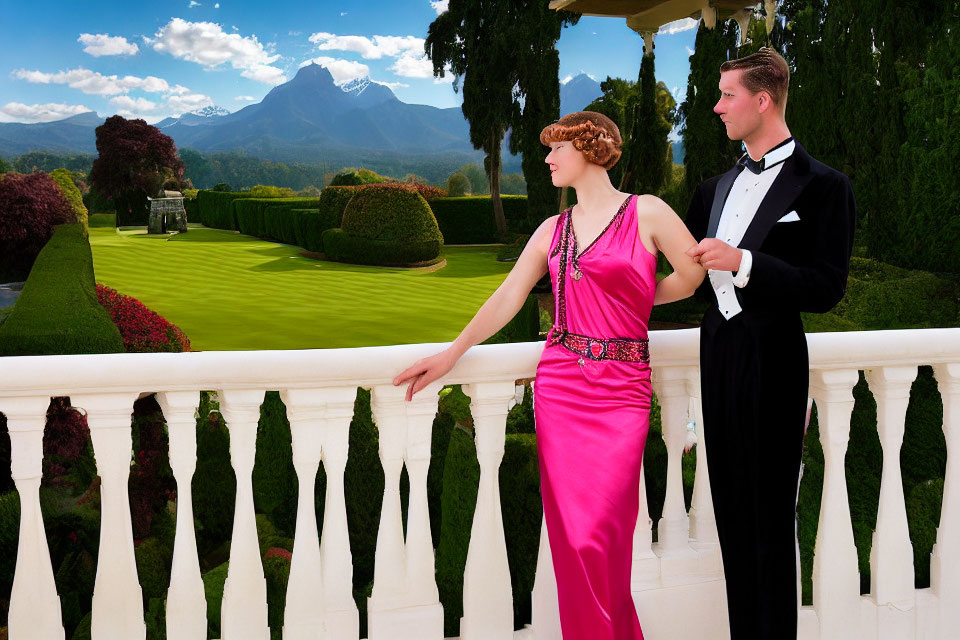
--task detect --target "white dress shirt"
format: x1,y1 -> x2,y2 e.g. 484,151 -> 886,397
710,139 -> 796,319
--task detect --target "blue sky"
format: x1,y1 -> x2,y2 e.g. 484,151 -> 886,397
0,0 -> 698,125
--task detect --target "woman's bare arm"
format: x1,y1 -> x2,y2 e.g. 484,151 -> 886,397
636,195 -> 705,305
392,215 -> 558,400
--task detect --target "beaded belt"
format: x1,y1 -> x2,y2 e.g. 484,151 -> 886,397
548,329 -> 650,364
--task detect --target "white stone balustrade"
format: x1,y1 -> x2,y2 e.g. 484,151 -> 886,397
0,328 -> 958,640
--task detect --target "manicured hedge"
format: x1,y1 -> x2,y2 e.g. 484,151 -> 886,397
322,229 -> 442,266
0,224 -> 124,356
317,186 -> 358,226
234,198 -> 320,240
430,195 -> 529,244
290,209 -> 337,253
195,190 -> 248,230
324,186 -> 444,266
50,168 -> 89,228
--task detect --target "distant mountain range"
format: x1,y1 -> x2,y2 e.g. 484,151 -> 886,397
0,67 -> 682,174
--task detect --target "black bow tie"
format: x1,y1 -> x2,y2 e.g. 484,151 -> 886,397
738,154 -> 765,175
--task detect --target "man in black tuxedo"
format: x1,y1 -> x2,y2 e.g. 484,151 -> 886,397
684,48 -> 856,639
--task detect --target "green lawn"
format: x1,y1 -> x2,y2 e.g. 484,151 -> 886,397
89,226 -> 512,351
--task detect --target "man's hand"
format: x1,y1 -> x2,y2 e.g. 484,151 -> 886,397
686,238 -> 743,272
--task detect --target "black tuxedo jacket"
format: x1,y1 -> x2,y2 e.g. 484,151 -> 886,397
685,141 -> 857,336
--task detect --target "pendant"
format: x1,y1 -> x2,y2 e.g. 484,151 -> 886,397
573,269 -> 583,281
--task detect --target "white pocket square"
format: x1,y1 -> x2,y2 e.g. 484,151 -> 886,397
777,210 -> 801,223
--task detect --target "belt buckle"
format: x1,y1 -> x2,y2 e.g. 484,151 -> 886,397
587,339 -> 607,360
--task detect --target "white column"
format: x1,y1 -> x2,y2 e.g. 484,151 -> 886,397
318,388 -> 360,640
865,366 -> 918,637
530,516 -> 561,640
459,381 -> 515,640
631,462 -> 660,589
157,391 -> 206,640
687,370 -> 717,544
368,383 -> 444,640
0,396 -> 65,640
72,392 -> 145,640
218,389 -> 270,640
809,369 -> 861,638
278,389 -> 326,640
651,368 -> 693,555
932,363 -> 960,640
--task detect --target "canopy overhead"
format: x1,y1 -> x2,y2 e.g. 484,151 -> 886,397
548,0 -> 764,34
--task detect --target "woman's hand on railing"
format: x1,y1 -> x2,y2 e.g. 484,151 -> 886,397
393,348 -> 458,401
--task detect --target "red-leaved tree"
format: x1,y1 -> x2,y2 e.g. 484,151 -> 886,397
88,115 -> 184,226
0,171 -> 73,281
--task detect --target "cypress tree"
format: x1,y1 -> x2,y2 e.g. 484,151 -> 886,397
677,19 -> 742,201
625,52 -> 672,196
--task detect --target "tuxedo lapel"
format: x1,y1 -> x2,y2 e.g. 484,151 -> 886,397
740,144 -> 815,250
707,167 -> 741,238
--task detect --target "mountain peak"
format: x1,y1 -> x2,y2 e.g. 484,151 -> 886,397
189,105 -> 230,118
293,62 -> 336,85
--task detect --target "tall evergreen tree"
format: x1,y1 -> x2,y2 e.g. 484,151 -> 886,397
510,3 -> 578,229
677,19 -> 742,201
426,0 -> 521,235
624,52 -> 672,196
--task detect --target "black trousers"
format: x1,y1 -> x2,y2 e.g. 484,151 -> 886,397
699,308 -> 808,640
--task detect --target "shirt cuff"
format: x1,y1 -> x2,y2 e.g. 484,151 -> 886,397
732,250 -> 752,288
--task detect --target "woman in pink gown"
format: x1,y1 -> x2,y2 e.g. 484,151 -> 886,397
394,111 -> 704,639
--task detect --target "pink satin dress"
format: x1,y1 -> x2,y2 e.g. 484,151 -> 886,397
534,194 -> 655,639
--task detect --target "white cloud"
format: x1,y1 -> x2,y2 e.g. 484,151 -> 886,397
241,64 -> 286,85
215,2 -> 220,7
390,54 -> 434,78
685,46 -> 695,55
430,0 -> 448,15
167,93 -> 214,113
189,1 -> 201,7
340,12 -> 347,16
375,80 -> 409,90
658,18 -> 698,35
151,18 -> 285,84
12,67 -> 190,96
308,32 -> 424,60
78,33 -> 139,57
0,102 -> 92,123
300,57 -> 370,85
110,96 -> 159,112
235,95 -> 257,101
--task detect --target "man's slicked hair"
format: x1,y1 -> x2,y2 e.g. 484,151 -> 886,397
720,47 -> 790,108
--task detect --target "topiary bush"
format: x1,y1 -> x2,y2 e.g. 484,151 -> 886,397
0,171 -> 74,281
95,284 -> 191,352
51,168 -> 89,229
322,186 -> 444,266
249,184 -> 296,198
446,172 -> 471,197
195,190 -> 248,230
317,186 -> 357,226
0,224 -> 124,356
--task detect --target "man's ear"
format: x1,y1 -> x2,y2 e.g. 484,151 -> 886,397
757,90 -> 774,114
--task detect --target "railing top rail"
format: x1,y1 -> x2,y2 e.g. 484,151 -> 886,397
0,328 -> 957,399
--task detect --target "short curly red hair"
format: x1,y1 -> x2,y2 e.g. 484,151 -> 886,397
540,111 -> 623,170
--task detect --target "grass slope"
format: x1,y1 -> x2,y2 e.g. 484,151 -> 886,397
89,226 -> 512,351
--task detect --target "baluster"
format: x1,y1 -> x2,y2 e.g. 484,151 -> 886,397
530,515 -> 561,640
157,391 -> 206,640
809,369 -> 861,638
0,396 -> 64,640
631,461 -> 659,589
686,372 -> 717,544
278,389 -> 326,640
368,383 -> 443,640
218,390 -> 269,640
459,381 -> 515,640
72,392 -> 144,640
865,366 -> 918,637
318,388 -> 360,639
651,368 -> 695,560
932,363 -> 960,640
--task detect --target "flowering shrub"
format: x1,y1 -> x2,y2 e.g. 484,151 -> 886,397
95,284 -> 191,352
0,171 -> 73,280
